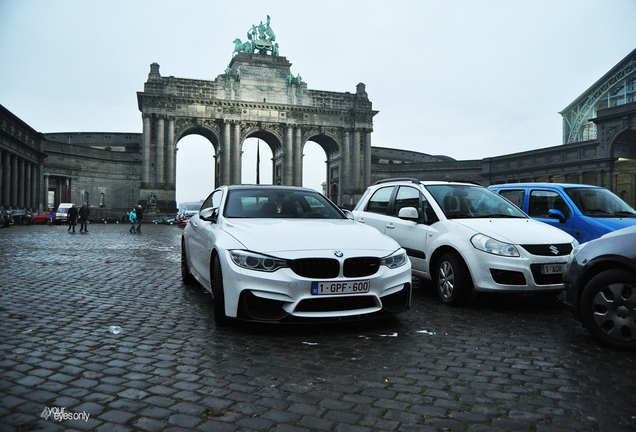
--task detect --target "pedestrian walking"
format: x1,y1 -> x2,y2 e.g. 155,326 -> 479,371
136,205 -> 144,233
78,202 -> 90,233
67,204 -> 78,233
48,209 -> 55,226
129,208 -> 137,233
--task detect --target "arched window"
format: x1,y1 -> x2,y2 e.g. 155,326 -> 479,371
100,192 -> 105,207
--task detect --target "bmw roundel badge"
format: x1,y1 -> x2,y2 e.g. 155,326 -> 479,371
334,251 -> 343,257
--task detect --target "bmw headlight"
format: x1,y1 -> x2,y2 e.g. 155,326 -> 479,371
471,234 -> 519,257
381,249 -> 408,269
229,250 -> 287,272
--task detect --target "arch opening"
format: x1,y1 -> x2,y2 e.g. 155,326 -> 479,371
175,134 -> 217,206
302,141 -> 327,194
242,137 -> 274,185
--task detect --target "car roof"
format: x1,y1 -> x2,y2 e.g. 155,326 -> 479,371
372,178 -> 483,187
222,184 -> 320,193
489,183 -> 603,189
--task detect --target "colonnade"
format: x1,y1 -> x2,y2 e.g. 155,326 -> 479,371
140,113 -> 373,204
142,115 -> 176,187
0,149 -> 41,210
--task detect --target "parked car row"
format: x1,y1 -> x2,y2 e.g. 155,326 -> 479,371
181,179 -> 636,351
0,205 -> 126,226
0,208 -> 34,226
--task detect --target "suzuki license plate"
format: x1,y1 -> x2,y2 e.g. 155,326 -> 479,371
541,264 -> 563,275
311,280 -> 370,295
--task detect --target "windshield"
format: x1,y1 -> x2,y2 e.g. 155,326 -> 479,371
224,189 -> 345,219
565,187 -> 636,218
426,184 -> 527,219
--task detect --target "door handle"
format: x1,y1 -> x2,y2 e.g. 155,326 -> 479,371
386,223 -> 395,229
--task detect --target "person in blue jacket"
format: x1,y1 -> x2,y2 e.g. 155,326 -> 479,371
128,208 -> 137,233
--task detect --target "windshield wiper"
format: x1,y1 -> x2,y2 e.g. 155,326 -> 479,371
477,214 -> 524,218
614,211 -> 636,217
446,213 -> 473,219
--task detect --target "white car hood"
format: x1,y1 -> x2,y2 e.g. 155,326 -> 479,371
452,218 -> 575,244
221,218 -> 400,256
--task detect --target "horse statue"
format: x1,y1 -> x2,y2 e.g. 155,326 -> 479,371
233,38 -> 254,55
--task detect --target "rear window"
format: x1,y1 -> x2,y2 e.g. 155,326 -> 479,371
499,190 -> 525,209
364,186 -> 394,215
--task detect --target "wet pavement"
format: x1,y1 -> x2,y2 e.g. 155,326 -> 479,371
1,223 -> 635,432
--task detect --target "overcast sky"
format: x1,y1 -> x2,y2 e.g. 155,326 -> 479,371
1,0 -> 635,203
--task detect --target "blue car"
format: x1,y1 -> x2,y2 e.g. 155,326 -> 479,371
488,183 -> 636,244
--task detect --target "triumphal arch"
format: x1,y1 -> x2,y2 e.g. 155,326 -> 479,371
137,16 -> 376,213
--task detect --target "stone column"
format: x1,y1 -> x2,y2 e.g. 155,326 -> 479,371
142,115 -> 151,185
11,155 -> 18,208
31,164 -> 37,210
18,158 -> 25,209
231,123 -> 241,185
2,151 -> 10,208
293,127 -> 302,186
597,171 -> 604,187
25,161 -> 31,210
43,175 -> 49,209
606,171 -> 613,191
221,121 -> 231,185
579,173 -> 585,184
363,130 -> 372,189
341,130 -> 350,204
351,130 -> 361,193
167,118 -> 175,186
156,116 -> 165,185
284,126 -> 293,185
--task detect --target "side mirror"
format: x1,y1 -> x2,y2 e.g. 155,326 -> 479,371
341,209 -> 354,220
199,207 -> 219,223
398,207 -> 419,221
548,209 -> 566,223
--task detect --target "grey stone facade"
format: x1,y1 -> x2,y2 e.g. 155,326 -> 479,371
43,133 -> 142,219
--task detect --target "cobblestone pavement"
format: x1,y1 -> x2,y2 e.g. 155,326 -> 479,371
1,223 -> 636,432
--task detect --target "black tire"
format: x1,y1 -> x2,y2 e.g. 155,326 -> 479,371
435,252 -> 472,306
580,268 -> 636,350
212,255 -> 228,326
180,240 -> 198,286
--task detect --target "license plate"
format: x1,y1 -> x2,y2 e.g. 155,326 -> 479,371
311,280 -> 370,295
541,264 -> 564,275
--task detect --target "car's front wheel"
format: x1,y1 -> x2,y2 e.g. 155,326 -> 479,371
435,252 -> 472,306
180,240 -> 198,286
580,268 -> 636,350
212,255 -> 228,326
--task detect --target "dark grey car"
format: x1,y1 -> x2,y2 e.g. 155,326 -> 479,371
564,225 -> 636,350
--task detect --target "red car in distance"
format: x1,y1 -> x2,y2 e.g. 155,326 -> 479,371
32,211 -> 51,224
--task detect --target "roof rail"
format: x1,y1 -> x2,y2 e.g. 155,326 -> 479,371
373,178 -> 421,185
